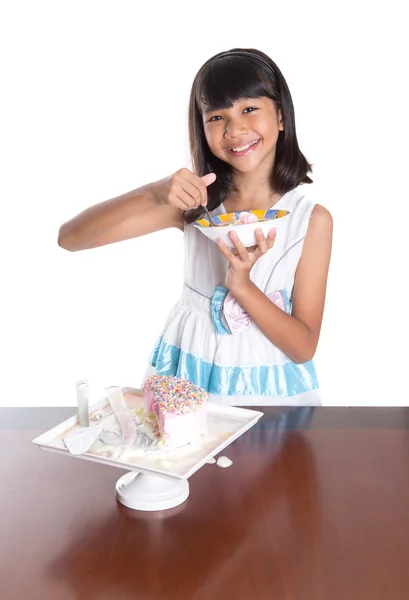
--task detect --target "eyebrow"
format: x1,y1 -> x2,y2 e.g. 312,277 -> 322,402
203,98 -> 260,115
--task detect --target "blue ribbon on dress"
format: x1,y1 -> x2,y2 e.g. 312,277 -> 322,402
148,286 -> 318,397
149,335 -> 318,397
211,286 -> 291,335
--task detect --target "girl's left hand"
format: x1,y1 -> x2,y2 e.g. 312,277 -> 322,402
217,227 -> 277,294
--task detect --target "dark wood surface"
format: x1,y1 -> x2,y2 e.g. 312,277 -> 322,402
1,407 -> 409,600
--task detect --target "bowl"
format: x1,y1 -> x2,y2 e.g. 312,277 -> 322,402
193,209 -> 290,248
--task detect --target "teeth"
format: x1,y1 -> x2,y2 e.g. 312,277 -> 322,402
230,140 -> 258,153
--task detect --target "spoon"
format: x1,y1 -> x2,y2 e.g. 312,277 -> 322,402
203,205 -> 217,227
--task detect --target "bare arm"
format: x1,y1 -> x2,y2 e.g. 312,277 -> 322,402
230,205 -> 333,363
57,179 -> 183,252
58,170 -> 217,252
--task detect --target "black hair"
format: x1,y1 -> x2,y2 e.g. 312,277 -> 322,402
184,47 -> 313,224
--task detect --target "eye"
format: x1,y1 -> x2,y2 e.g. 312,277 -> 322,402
207,115 -> 222,123
243,107 -> 258,114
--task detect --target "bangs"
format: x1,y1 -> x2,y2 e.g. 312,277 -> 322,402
196,56 -> 273,114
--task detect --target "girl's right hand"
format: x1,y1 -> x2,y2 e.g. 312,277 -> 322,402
153,168 -> 217,210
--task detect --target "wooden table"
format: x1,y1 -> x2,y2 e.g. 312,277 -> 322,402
1,406 -> 409,599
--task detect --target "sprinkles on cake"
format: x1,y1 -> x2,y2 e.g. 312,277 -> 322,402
144,375 -> 206,415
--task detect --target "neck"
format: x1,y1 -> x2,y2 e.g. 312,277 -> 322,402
224,152 -> 282,212
226,154 -> 280,212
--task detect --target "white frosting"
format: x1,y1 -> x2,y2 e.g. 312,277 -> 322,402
64,425 -> 104,455
162,405 -> 207,448
217,456 -> 233,468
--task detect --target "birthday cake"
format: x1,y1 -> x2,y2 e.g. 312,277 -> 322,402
142,375 -> 207,447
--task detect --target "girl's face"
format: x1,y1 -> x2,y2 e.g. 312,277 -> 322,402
202,96 -> 284,174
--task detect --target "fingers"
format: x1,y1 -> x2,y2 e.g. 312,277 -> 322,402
255,228 -> 268,254
181,178 -> 204,207
229,231 -> 249,261
267,227 -> 277,248
181,170 -> 208,207
190,176 -> 208,207
168,169 -> 216,209
185,171 -> 216,207
167,169 -> 201,209
175,195 -> 193,210
198,173 -> 217,206
201,173 -> 217,187
253,228 -> 277,254
242,245 -> 258,254
217,238 -> 238,264
224,228 -> 277,260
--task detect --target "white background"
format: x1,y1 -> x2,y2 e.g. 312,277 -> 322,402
1,1 -> 408,407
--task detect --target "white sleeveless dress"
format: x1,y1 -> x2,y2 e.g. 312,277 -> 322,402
143,186 -> 322,406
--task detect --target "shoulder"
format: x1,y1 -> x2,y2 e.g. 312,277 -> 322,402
310,203 -> 333,227
304,203 -> 333,241
284,190 -> 332,229
301,203 -> 333,262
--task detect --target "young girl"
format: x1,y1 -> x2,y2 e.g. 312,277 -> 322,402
58,48 -> 333,406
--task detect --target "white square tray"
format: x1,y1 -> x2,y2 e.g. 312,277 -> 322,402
32,387 -> 264,480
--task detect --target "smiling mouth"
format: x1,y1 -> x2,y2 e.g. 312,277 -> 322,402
226,139 -> 261,156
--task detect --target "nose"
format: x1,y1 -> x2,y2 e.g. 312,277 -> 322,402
223,116 -> 248,140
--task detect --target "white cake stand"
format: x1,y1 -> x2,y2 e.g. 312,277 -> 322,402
115,471 -> 189,511
32,393 -> 263,513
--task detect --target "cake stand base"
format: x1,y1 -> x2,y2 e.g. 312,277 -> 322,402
115,471 -> 189,511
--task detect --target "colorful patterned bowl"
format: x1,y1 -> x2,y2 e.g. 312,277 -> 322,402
193,209 -> 290,248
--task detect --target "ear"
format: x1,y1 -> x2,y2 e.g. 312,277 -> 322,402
278,109 -> 284,131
